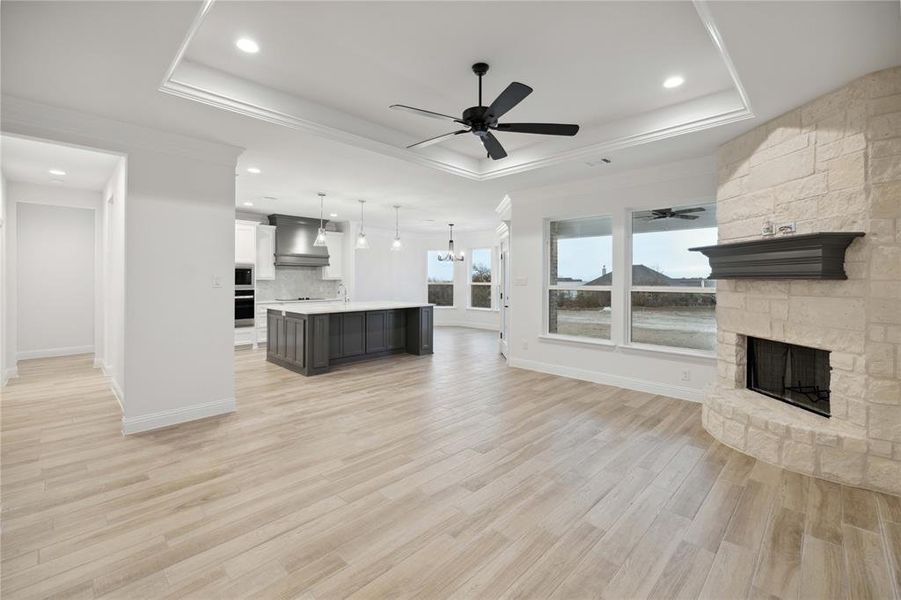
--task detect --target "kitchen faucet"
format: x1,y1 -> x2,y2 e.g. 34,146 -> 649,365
336,283 -> 349,304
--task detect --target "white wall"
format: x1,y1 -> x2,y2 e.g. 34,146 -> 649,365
0,174 -> 7,384
16,200 -> 96,358
3,182 -> 105,364
101,158 -> 126,400
426,228 -> 501,331
347,222 -> 501,331
508,156 -> 718,402
2,96 -> 242,434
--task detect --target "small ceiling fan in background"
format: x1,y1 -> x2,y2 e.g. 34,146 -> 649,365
639,207 -> 706,221
390,62 -> 580,160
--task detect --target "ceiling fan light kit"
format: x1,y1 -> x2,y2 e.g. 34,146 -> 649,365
391,62 -> 580,160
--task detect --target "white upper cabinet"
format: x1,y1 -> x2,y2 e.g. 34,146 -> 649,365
235,220 -> 257,265
322,231 -> 344,280
255,224 -> 276,280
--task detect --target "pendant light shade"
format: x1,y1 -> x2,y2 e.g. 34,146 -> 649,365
313,192 -> 328,247
355,199 -> 370,250
437,223 -> 465,262
391,204 -> 403,251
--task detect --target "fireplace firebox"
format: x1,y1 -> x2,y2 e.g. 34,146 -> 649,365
746,336 -> 831,417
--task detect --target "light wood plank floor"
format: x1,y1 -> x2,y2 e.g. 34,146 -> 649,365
2,328 -> 900,599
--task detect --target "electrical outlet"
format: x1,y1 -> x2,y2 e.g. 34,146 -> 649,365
212,275 -> 222,288
681,369 -> 691,382
521,340 -> 529,351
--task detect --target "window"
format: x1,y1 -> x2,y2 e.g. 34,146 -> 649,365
546,216 -> 613,340
469,248 -> 493,309
427,250 -> 454,306
630,202 -> 717,351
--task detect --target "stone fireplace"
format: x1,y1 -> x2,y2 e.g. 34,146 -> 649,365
702,67 -> 901,495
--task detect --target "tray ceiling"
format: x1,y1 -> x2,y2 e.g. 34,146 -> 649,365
162,0 -> 751,180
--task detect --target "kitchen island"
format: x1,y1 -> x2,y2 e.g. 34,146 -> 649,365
265,301 -> 433,376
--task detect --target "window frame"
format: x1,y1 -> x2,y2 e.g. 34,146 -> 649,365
625,204 -> 717,356
426,249 -> 455,308
468,247 -> 495,311
543,215 -> 614,341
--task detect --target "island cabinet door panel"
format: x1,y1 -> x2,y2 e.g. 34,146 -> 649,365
387,310 -> 406,350
421,307 -> 433,352
365,311 -> 388,354
284,316 -> 305,368
328,314 -> 344,359
268,313 -> 287,360
310,315 -> 330,369
342,313 -> 365,357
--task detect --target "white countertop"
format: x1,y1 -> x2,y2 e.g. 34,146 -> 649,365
262,301 -> 433,315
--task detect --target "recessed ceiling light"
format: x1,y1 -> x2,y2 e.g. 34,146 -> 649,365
663,76 -> 684,89
48,169 -> 67,176
329,213 -> 338,218
246,167 -> 261,174
236,38 -> 259,54
243,202 -> 254,207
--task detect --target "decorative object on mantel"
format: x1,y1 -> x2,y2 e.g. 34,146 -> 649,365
437,223 -> 465,262
355,199 -> 370,250
313,192 -> 328,247
391,205 -> 403,251
690,232 -> 864,279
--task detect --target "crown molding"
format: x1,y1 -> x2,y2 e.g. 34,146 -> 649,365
160,0 -> 753,181
1,95 -> 243,166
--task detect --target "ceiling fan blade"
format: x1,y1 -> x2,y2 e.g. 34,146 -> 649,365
480,132 -> 507,160
672,207 -> 706,214
390,104 -> 465,125
485,82 -> 533,121
407,129 -> 469,149
495,123 -> 579,136
674,214 -> 700,220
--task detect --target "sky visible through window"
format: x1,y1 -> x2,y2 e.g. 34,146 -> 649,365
427,251 -> 454,282
633,228 -> 717,279
555,227 -> 717,283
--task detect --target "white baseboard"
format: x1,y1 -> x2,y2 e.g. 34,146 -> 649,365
109,378 -> 125,414
17,345 -> 94,360
507,357 -> 704,403
3,366 -> 19,385
122,398 -> 236,435
434,322 -> 499,331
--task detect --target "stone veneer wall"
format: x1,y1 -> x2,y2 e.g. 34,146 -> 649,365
702,67 -> 901,495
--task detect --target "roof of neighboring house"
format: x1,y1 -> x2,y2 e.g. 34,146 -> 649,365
585,265 -> 705,286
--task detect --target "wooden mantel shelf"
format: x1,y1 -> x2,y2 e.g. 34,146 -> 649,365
689,232 -> 865,280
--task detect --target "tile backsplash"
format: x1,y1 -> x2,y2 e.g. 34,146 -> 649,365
256,268 -> 341,301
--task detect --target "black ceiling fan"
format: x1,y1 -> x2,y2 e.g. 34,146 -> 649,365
390,62 -> 579,160
640,207 -> 706,221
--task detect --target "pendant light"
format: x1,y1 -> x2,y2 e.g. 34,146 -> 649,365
391,205 -> 403,251
437,223 -> 465,262
313,192 -> 328,247
355,199 -> 370,250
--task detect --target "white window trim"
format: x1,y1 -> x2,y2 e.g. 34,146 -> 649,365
468,246 -> 497,311
427,249 -> 455,308
541,206 -> 717,353
543,216 -> 615,342
625,204 -> 717,354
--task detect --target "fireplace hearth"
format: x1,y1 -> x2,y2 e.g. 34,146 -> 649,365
746,336 -> 831,417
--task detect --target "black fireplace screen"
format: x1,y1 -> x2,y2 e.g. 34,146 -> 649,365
746,336 -> 831,417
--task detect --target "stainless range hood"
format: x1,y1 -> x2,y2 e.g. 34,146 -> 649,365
268,214 -> 330,267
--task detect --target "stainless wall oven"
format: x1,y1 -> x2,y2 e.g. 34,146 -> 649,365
235,264 -> 255,327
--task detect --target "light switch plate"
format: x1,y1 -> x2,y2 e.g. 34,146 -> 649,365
212,275 -> 222,288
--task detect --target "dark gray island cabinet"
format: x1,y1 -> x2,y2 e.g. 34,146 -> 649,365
266,302 -> 433,376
